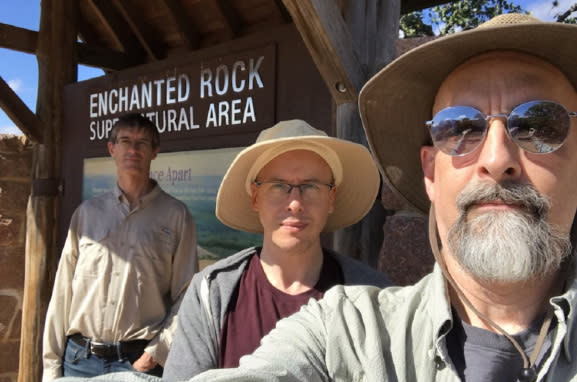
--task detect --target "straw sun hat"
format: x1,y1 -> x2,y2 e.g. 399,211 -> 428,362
216,119 -> 380,233
359,13 -> 577,215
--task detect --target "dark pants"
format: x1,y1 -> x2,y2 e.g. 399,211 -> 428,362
62,337 -> 163,377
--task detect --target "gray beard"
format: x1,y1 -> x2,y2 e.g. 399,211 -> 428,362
447,181 -> 571,282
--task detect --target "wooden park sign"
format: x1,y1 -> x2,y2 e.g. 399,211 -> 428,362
58,26 -> 334,252
65,44 -> 276,155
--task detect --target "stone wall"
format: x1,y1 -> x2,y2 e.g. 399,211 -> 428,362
376,36 -> 438,286
0,135 -> 32,381
378,188 -> 434,286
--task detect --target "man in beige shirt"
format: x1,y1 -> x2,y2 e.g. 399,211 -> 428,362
42,113 -> 198,380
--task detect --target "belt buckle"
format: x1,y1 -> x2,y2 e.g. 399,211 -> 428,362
90,341 -> 114,356
89,340 -> 104,354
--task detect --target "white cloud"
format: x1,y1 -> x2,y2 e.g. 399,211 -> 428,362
0,125 -> 23,135
7,79 -> 23,92
527,0 -> 575,21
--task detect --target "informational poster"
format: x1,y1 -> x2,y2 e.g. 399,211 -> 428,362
83,147 -> 262,261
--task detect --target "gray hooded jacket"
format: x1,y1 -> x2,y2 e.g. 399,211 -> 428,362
163,246 -> 390,380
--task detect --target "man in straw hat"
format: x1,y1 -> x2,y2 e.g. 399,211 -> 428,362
162,13 -> 575,382
161,119 -> 390,380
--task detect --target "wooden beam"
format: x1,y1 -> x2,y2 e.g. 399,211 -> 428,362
0,23 -> 141,71
76,13 -> 103,47
87,0 -> 126,51
0,76 -> 43,143
0,23 -> 37,54
77,42 -> 144,70
345,0 -> 401,77
88,0 -> 141,53
215,0 -> 242,38
162,0 -> 202,49
18,0 -> 77,379
115,0 -> 166,60
272,0 -> 293,23
331,0 -> 400,268
401,0 -> 452,14
281,0 -> 365,104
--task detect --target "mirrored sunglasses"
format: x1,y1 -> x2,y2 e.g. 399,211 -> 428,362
426,100 -> 577,156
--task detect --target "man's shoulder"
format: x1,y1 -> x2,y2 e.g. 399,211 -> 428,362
76,191 -> 116,212
323,279 -> 427,303
186,247 -> 258,302
322,270 -> 441,319
153,187 -> 189,210
199,247 -> 258,276
145,187 -> 195,224
326,249 -> 391,288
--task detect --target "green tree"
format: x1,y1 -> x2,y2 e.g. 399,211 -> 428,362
553,1 -> 577,23
401,0 -> 526,37
400,11 -> 434,37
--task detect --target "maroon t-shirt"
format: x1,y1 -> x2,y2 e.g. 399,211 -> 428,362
218,250 -> 344,368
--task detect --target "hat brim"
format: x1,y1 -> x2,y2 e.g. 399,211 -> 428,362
216,135 -> 380,233
359,21 -> 577,215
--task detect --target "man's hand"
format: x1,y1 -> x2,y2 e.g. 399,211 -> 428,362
132,351 -> 158,372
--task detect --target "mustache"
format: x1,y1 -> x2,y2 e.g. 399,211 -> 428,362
456,181 -> 551,219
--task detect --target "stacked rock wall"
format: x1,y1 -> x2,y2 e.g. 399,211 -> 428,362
0,135 -> 32,381
378,36 -> 437,286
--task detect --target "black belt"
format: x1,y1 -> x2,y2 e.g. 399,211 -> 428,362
69,333 -> 149,359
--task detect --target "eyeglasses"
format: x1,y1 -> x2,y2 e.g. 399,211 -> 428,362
425,100 -> 577,156
116,137 -> 153,151
253,181 -> 334,203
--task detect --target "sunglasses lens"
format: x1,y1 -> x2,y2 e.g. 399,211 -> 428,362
429,106 -> 487,156
509,101 -> 570,154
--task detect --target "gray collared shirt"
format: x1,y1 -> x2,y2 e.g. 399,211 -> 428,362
188,263 -> 577,381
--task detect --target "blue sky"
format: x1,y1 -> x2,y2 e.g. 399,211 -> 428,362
0,0 -> 573,135
0,0 -> 104,135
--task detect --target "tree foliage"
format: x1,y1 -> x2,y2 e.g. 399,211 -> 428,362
553,1 -> 577,24
401,0 -> 577,38
401,0 -> 526,37
399,11 -> 434,37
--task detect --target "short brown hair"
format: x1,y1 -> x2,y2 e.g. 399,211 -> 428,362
109,113 -> 160,149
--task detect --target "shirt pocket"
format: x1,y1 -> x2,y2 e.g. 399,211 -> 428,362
136,227 -> 177,261
157,226 -> 178,256
74,236 -> 107,279
132,227 -> 176,283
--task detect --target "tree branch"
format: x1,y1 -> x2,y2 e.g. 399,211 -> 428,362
556,2 -> 577,22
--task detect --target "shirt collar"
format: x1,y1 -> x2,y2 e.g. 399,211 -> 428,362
429,255 -> 577,363
550,256 -> 577,362
113,179 -> 161,207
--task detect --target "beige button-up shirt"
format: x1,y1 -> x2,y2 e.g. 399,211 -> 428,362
42,183 -> 198,381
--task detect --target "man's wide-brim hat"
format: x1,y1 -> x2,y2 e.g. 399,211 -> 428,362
216,119 -> 380,233
359,13 -> 577,214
